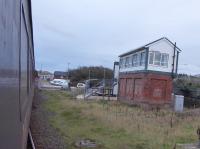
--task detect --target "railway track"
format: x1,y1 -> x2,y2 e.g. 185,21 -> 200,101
29,90 -> 67,149
28,130 -> 36,149
27,130 -> 36,149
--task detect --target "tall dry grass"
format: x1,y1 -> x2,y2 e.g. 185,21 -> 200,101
75,100 -> 200,148
45,90 -> 200,149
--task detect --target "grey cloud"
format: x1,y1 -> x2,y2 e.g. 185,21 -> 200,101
32,0 -> 200,74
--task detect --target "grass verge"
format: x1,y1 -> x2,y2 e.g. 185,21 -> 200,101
42,90 -> 200,149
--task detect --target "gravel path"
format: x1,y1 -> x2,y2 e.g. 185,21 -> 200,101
30,90 -> 67,149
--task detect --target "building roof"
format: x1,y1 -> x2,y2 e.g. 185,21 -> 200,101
39,71 -> 53,75
54,71 -> 67,77
119,37 -> 182,57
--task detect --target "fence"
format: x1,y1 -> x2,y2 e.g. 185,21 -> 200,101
184,97 -> 200,108
70,87 -> 85,99
174,87 -> 200,108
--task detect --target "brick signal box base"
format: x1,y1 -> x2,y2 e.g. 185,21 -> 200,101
119,72 -> 173,106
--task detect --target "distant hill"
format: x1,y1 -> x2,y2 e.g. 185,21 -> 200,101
194,74 -> 200,77
38,70 -> 53,75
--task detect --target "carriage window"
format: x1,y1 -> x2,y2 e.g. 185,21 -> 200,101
19,5 -> 30,121
21,6 -> 29,96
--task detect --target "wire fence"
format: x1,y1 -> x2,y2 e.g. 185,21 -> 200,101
70,79 -> 115,100
174,87 -> 200,108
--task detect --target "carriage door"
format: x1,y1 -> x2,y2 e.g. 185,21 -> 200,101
20,5 -> 29,122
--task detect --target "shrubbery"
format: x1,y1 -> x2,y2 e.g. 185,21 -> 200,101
174,74 -> 200,108
69,66 -> 113,86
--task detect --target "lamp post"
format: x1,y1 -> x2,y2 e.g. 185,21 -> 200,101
67,62 -> 70,80
89,69 -> 91,81
103,68 -> 106,87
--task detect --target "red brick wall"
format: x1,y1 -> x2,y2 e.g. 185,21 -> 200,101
119,72 -> 172,105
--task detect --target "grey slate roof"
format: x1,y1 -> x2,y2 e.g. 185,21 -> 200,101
119,37 -> 182,57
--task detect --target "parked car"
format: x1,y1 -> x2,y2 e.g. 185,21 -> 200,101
50,79 -> 69,88
77,83 -> 86,88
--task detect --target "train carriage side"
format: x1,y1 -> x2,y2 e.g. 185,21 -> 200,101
0,0 -> 35,149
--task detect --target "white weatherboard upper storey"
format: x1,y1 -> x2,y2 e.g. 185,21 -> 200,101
119,38 -> 180,74
148,38 -> 178,73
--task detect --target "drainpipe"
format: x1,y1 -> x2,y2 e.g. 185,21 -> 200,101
145,47 -> 149,71
172,42 -> 176,78
175,51 -> 179,75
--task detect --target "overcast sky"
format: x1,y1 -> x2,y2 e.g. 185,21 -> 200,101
32,0 -> 200,74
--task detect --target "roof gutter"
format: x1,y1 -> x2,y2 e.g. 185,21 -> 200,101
119,47 -> 145,57
119,37 -> 181,58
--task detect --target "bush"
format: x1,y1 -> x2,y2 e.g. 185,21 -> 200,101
69,66 -> 113,86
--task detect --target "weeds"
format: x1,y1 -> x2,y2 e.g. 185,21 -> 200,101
43,90 -> 199,149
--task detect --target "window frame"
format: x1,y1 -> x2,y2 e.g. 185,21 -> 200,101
161,53 -> 169,67
140,52 -> 146,66
154,51 -> 161,66
149,52 -> 154,65
132,54 -> 139,67
148,51 -> 169,68
125,57 -> 129,67
120,58 -> 125,69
